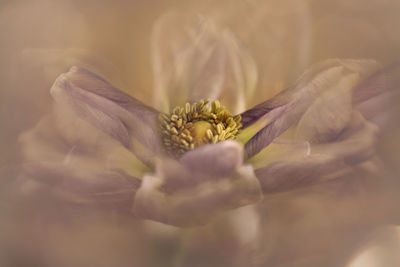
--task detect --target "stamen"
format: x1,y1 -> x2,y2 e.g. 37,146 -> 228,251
158,99 -> 242,158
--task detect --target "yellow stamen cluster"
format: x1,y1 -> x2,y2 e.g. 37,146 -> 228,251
159,99 -> 242,158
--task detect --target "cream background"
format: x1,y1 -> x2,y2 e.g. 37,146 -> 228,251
1,0 -> 400,266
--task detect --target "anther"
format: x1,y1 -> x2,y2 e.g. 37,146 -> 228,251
158,99 -> 242,158
206,129 -> 213,140
171,114 -> 178,121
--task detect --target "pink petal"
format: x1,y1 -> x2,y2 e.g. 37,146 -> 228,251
51,66 -> 160,165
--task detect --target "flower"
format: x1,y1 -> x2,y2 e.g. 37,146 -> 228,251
17,15 -> 398,227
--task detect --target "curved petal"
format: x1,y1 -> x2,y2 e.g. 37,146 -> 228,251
17,114 -> 147,212
152,12 -> 257,114
179,140 -> 243,177
254,111 -> 379,194
133,163 -> 262,227
157,141 -> 244,193
241,59 -> 380,158
156,141 -> 243,195
357,90 -> 400,132
354,62 -> 400,131
132,143 -> 262,226
294,72 -> 358,143
51,66 -> 160,165
353,62 -> 400,105
17,162 -> 140,213
21,164 -> 140,201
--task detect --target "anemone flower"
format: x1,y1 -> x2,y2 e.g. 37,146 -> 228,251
18,16 -> 398,228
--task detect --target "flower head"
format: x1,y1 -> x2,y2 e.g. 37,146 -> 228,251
16,14 -> 399,227
159,99 -> 242,157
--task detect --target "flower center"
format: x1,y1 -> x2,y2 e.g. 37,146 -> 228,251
158,99 -> 242,158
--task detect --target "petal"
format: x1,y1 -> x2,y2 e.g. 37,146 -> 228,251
242,104 -> 295,159
18,163 -> 140,212
294,72 -> 358,143
354,62 -> 400,131
357,90 -> 400,132
353,62 -> 400,105
51,66 -> 160,165
240,60 -> 345,128
248,139 -> 311,169
179,140 -> 243,177
151,141 -> 244,195
158,142 -> 243,194
254,111 -> 379,194
17,114 -> 147,211
241,59 -> 380,158
152,12 -> 257,113
19,114 -> 150,179
19,115 -> 70,164
133,163 -> 262,227
218,30 -> 258,113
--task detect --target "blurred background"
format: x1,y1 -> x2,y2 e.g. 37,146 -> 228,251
1,0 -> 400,266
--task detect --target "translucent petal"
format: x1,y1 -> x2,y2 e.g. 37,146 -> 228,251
152,12 -> 257,113
179,140 -> 243,177
294,72 -> 358,143
354,62 -> 400,131
133,151 -> 262,227
18,114 -> 148,211
242,59 -> 380,158
254,111 -> 379,193
51,66 -> 160,165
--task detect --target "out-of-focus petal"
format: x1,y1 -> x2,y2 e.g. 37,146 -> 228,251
159,141 -> 244,193
254,111 -> 379,194
51,66 -> 160,165
20,113 -> 150,178
248,138 -> 311,169
220,30 -> 258,113
133,149 -> 262,227
354,62 -> 400,131
17,164 -> 140,214
294,72 -> 358,143
353,62 -> 400,104
17,114 -> 148,211
241,59 -> 379,158
179,140 -> 243,177
152,12 -> 257,114
150,141 -> 244,195
240,60 -> 350,127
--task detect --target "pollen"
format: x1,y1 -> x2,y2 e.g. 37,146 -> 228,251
158,99 -> 242,158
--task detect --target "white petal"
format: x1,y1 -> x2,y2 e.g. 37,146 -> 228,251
152,12 -> 257,113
